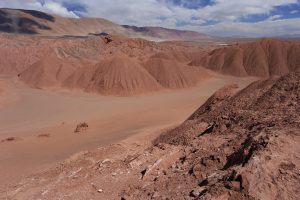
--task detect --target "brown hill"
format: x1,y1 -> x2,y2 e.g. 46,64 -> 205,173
64,56 -> 162,95
19,55 -> 163,95
0,32 -> 210,96
19,53 -> 211,95
62,65 -> 98,91
0,8 -> 209,41
150,71 -> 300,199
122,25 -> 210,41
143,57 -> 209,89
190,39 -> 300,77
18,57 -> 82,89
0,33 -> 104,75
0,34 -> 42,75
0,8 -> 131,36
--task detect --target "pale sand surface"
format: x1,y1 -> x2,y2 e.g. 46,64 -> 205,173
0,76 -> 255,188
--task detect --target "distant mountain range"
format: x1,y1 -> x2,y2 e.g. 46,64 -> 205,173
0,8 -> 210,41
122,25 -> 210,41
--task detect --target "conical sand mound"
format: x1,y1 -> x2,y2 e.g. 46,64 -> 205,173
19,57 -> 80,89
65,56 -> 162,95
143,57 -> 209,89
190,39 -> 300,77
62,65 -> 98,90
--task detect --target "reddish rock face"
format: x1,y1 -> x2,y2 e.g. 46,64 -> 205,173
190,39 -> 300,77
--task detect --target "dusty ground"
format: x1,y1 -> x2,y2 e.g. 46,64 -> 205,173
1,71 -> 298,200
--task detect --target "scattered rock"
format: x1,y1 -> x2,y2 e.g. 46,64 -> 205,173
189,187 -> 208,197
225,181 -> 241,191
141,168 -> 147,179
97,189 -> 103,193
103,35 -> 113,44
91,183 -> 103,194
223,134 -> 268,170
198,171 -> 227,187
151,192 -> 160,199
198,123 -> 215,136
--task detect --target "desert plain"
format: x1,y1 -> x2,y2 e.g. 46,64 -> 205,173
0,7 -> 299,200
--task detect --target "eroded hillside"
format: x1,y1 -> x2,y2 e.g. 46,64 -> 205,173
3,71 -> 299,200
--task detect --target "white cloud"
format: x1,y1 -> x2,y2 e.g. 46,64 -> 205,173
0,0 -> 78,18
0,0 -> 299,37
290,10 -> 298,14
185,18 -> 300,37
266,14 -> 283,21
38,1 -> 78,18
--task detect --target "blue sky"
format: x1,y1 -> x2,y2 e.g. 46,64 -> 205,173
166,0 -> 215,9
0,0 -> 299,37
240,3 -> 300,22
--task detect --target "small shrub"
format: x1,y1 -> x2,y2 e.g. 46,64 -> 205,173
74,122 -> 89,133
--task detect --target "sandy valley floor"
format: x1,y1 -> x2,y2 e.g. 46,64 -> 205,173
0,75 -> 255,188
